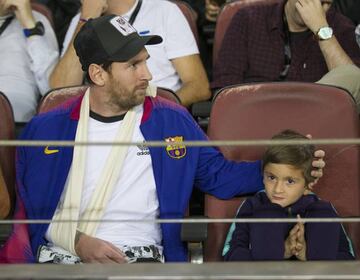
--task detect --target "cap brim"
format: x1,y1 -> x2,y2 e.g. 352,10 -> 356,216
109,34 -> 163,63
142,34 -> 163,45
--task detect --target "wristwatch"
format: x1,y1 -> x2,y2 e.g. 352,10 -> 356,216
23,21 -> 45,38
315,26 -> 333,41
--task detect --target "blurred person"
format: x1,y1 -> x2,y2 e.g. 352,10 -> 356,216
0,0 -> 58,123
49,0 -> 211,107
212,0 -> 360,90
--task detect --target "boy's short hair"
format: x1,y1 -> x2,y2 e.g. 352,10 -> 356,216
262,130 -> 315,185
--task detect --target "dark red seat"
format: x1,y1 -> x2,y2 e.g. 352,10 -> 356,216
204,82 -> 360,261
0,92 -> 15,216
38,85 -> 180,114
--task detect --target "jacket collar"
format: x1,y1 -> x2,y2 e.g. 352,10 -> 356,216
69,90 -> 153,123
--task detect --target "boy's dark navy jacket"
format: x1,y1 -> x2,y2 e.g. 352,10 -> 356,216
224,191 -> 355,261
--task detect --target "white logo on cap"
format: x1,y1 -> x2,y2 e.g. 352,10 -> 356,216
110,16 -> 136,36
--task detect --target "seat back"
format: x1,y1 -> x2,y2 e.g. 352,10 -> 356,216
204,82 -> 360,261
171,0 -> 200,46
213,0 -> 264,65
30,1 -> 55,28
38,86 -> 180,114
0,92 -> 16,214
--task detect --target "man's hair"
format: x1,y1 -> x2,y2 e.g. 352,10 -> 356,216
262,129 -> 315,185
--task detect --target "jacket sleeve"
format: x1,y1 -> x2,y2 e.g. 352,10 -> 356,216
224,199 -> 253,261
224,197 -> 288,261
305,201 -> 355,260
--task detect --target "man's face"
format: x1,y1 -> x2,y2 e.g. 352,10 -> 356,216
286,0 -> 332,29
103,48 -> 152,112
263,163 -> 307,208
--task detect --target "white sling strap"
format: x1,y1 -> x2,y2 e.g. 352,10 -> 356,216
49,85 -> 156,255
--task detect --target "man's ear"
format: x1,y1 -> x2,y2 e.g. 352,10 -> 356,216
88,64 -> 106,86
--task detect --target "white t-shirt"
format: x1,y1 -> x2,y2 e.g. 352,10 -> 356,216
62,0 -> 198,92
0,11 -> 58,122
46,105 -> 162,251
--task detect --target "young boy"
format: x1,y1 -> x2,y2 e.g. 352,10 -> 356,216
223,130 -> 355,261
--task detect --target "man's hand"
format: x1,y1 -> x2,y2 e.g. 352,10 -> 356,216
2,0 -> 35,28
306,134 -> 325,190
295,0 -> 331,34
80,0 -> 108,20
75,232 -> 127,263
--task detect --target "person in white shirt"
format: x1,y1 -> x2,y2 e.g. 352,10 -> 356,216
49,0 -> 211,107
0,0 -> 58,123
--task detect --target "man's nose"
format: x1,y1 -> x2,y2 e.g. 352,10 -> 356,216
140,63 -> 152,81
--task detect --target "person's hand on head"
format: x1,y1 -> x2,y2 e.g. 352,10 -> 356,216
306,134 -> 325,190
295,0 -> 331,34
2,0 -> 35,28
80,0 -> 108,21
75,231 -> 128,263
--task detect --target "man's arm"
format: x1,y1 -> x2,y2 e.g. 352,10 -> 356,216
49,0 -> 107,88
3,0 -> 58,95
0,166 -> 10,219
296,0 -> 355,70
75,231 -> 127,263
172,54 -> 211,107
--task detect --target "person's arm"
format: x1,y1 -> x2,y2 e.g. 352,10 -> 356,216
223,200 -> 253,261
304,200 -> 349,260
75,231 -> 127,263
296,0 -> 355,71
49,0 -> 107,88
3,0 -> 58,95
171,54 -> 211,107
225,198 -> 288,261
0,166 -> 10,219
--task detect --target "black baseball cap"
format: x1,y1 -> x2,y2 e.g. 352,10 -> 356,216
74,14 -> 163,71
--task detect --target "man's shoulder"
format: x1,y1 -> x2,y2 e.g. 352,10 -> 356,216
235,0 -> 283,15
22,98 -> 79,138
147,96 -> 191,118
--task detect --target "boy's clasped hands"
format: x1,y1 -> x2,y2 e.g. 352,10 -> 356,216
284,215 -> 306,260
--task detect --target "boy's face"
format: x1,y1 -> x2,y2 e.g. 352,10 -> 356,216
263,163 -> 308,208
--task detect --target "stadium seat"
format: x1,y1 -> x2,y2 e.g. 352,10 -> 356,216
30,1 -> 55,28
0,92 -> 16,242
171,0 -> 200,46
204,82 -> 360,261
0,92 -> 15,210
38,85 -> 180,114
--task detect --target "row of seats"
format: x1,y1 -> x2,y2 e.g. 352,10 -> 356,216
1,82 -> 360,261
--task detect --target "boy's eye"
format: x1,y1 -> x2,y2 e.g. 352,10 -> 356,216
267,175 -> 275,181
287,178 -> 295,184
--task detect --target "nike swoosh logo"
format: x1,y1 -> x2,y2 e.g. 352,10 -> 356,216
44,146 -> 59,155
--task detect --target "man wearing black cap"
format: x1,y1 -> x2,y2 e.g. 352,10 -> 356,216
50,0 -> 211,108
0,15 -> 325,264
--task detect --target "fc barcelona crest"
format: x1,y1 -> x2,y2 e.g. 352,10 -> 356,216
165,136 -> 186,159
